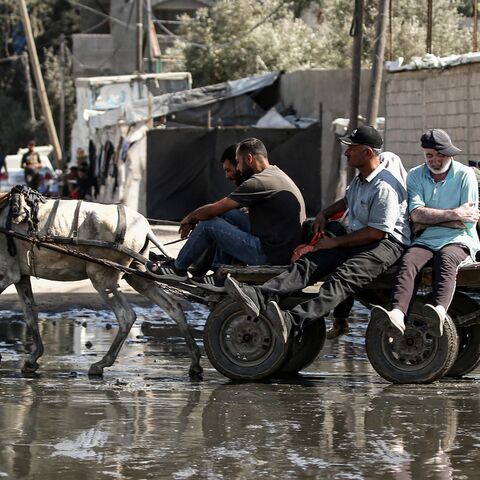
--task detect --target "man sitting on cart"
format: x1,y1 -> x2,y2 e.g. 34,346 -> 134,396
371,129 -> 480,337
148,138 -> 306,291
225,125 -> 411,343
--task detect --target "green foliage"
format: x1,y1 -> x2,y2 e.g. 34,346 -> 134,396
175,0 -> 325,86
175,0 -> 473,86
0,0 -> 79,154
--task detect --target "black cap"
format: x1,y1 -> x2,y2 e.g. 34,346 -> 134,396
340,125 -> 383,149
420,129 -> 461,156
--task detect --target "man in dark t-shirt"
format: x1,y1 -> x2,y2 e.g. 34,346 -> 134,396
147,138 -> 306,290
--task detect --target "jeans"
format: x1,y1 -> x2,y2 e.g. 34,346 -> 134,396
175,210 -> 268,269
257,237 -> 405,328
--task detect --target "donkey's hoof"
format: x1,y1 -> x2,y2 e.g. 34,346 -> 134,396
22,360 -> 39,374
88,364 -> 104,376
189,364 -> 203,379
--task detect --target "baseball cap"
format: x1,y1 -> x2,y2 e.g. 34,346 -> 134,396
340,125 -> 383,149
420,129 -> 461,156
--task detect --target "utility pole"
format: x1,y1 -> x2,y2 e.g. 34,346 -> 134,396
473,0 -> 478,52
137,0 -> 144,73
22,51 -> 36,124
426,0 -> 433,54
19,0 -> 62,168
146,0 -> 153,73
367,0 -> 389,127
347,0 -> 364,181
59,34 -> 66,156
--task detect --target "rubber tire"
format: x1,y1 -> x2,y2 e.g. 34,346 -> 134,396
279,319 -> 326,374
446,292 -> 480,378
204,298 -> 289,380
366,298 -> 459,384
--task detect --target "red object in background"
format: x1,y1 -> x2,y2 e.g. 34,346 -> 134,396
0,172 -> 8,180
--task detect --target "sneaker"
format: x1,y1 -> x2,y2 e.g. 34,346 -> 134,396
266,300 -> 292,344
224,276 -> 261,318
370,305 -> 405,335
422,304 -> 446,337
190,274 -> 226,292
146,258 -> 188,281
326,318 -> 349,340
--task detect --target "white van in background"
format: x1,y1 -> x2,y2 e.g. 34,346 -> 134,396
0,145 -> 60,195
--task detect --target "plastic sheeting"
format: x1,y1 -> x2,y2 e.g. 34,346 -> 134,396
386,52 -> 480,72
89,72 -> 280,129
146,124 -> 322,221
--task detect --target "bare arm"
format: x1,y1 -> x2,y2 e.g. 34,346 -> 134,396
412,220 -> 465,234
410,202 -> 480,225
179,197 -> 240,238
313,198 -> 347,234
313,226 -> 384,251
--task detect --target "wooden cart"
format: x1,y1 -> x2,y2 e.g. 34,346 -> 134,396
199,263 -> 480,384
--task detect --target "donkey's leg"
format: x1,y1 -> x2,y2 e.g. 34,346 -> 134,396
125,275 -> 203,377
88,277 -> 137,376
15,276 -> 43,373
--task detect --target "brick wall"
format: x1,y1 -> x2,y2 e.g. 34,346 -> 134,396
385,63 -> 480,170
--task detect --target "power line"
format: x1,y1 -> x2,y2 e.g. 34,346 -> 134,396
69,0 -> 289,54
67,0 -> 136,31
69,0 -> 135,71
152,0 -> 288,50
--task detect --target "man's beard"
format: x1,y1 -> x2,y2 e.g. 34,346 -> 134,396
426,158 -> 452,174
238,165 -> 255,183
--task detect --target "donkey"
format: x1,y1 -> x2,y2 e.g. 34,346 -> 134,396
0,188 -> 202,377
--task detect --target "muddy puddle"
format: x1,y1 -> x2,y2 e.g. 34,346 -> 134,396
0,301 -> 479,479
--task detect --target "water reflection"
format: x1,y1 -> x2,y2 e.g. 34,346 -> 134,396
0,304 -> 478,479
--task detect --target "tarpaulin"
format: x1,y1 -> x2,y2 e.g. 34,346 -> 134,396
146,125 -> 322,221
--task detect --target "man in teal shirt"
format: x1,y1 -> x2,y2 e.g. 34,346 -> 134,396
372,129 -> 480,337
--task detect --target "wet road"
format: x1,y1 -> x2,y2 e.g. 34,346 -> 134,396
0,302 -> 479,480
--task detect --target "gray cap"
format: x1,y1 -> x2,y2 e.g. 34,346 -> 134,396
420,129 -> 462,156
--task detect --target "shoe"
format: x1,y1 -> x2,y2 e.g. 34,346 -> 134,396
224,276 -> 261,318
422,304 -> 446,337
266,301 -> 292,344
326,319 -> 349,340
149,251 -> 169,263
370,305 -> 405,335
146,258 -> 188,281
190,274 -> 226,292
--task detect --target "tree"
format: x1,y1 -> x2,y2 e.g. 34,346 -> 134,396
0,0 -> 79,154
174,0 -> 473,86
174,0 -> 326,86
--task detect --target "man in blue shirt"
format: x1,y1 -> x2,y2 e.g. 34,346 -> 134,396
226,126 -> 411,343
372,129 -> 480,337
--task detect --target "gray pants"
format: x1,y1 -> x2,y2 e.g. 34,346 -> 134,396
259,237 -> 405,328
391,244 -> 469,314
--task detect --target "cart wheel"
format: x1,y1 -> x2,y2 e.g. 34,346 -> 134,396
366,298 -> 459,384
279,319 -> 326,374
445,292 -> 480,378
204,298 -> 289,380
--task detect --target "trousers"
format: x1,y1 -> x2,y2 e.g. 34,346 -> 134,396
391,243 -> 470,314
176,210 -> 268,270
258,237 -> 405,327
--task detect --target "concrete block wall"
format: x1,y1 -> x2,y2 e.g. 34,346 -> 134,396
385,63 -> 480,170
280,69 -> 382,208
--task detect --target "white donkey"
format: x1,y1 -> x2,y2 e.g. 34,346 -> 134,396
0,188 -> 202,377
